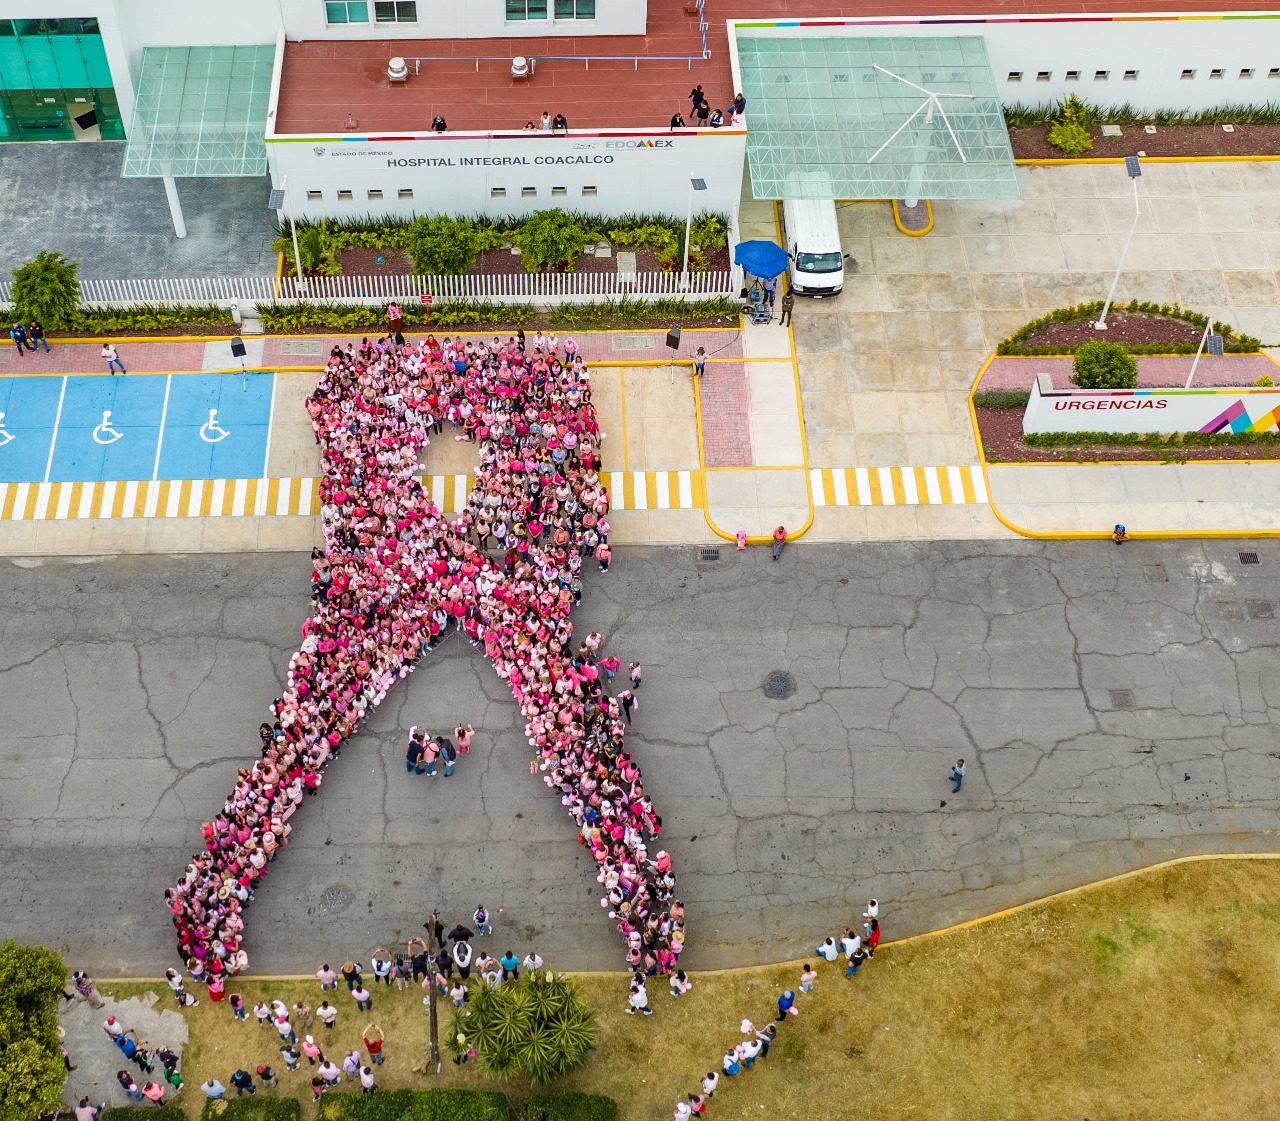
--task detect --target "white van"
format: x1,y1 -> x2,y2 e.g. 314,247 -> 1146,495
781,198 -> 846,298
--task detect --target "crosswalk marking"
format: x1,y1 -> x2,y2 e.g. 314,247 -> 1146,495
810,466 -> 988,507
0,466 -> 988,520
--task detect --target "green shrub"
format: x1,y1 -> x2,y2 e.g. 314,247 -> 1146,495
316,1088 -> 506,1121
1072,347 -> 1137,391
973,390 -> 1031,409
448,970 -> 594,1084
68,303 -> 235,334
104,1109 -> 184,1121
1023,430 -> 1280,448
521,1092 -> 619,1121
996,301 -> 1260,356
1071,340 -> 1138,389
405,215 -> 482,276
515,209 -> 592,273
0,941 -> 68,1121
1255,374 -> 1275,387
1047,120 -> 1093,157
10,251 -> 81,329
690,212 -> 729,251
545,295 -> 741,329
200,1101 -> 299,1121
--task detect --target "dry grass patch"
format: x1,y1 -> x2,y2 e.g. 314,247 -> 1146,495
100,857 -> 1280,1121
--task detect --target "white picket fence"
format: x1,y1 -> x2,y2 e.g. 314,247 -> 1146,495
0,269 -> 737,308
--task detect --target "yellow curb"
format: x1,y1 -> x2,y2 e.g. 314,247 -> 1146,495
1016,154 -> 1280,165
48,335 -> 236,345
890,198 -> 935,237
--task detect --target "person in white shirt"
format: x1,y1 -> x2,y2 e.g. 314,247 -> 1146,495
840,930 -> 862,958
359,1066 -> 377,1094
815,937 -> 839,962
522,951 -> 544,974
701,1072 -> 718,1098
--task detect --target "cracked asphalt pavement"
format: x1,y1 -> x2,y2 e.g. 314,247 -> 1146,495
2,540 -> 1279,975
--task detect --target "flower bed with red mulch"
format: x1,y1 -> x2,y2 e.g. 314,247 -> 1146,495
1009,123 -> 1280,160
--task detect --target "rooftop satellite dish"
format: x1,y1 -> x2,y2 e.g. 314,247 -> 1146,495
866,64 -> 976,207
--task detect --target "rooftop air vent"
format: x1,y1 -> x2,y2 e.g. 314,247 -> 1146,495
388,56 -> 409,82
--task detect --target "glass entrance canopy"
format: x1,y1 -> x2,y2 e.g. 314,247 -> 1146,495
735,35 -> 1020,202
122,44 -> 274,178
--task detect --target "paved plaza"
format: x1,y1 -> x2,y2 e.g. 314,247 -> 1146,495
0,142 -> 276,279
3,539 -> 1280,975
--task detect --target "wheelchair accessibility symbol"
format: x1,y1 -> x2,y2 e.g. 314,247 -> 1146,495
93,410 -> 123,445
0,412 -> 13,447
199,408 -> 231,444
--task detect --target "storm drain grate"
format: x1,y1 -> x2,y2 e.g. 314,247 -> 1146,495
1217,600 -> 1243,620
1109,689 -> 1136,710
612,333 -> 656,352
1247,600 -> 1275,620
764,671 -> 797,699
280,340 -> 326,356
698,546 -> 721,562
1239,551 -> 1261,566
1142,564 -> 1167,583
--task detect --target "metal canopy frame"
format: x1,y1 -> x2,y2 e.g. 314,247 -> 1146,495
735,35 -> 1020,202
122,44 -> 274,178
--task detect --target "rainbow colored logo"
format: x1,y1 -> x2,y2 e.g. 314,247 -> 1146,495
1200,398 -> 1280,435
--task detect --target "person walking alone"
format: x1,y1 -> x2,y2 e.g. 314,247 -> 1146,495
779,287 -> 794,327
619,689 -> 637,725
950,758 -> 966,793
102,342 -> 126,374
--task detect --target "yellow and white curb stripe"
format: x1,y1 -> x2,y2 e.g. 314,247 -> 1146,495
600,470 -> 704,512
0,478 -> 319,521
809,466 -> 988,507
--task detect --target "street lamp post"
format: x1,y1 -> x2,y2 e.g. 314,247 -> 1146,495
682,175 -> 708,288
1093,156 -> 1143,331
268,176 -> 308,296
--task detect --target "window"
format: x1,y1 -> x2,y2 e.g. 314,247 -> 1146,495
11,16 -> 100,34
1006,71 -> 1022,83
1270,68 -> 1280,79
506,0 -> 547,18
1210,68 -> 1224,79
325,1 -> 369,23
398,188 -> 414,199
337,189 -> 353,201
1123,70 -> 1138,81
374,1 -> 416,22
1240,68 -> 1254,79
551,186 -> 567,196
367,189 -> 383,200
1094,70 -> 1109,81
491,187 -> 507,198
554,0 -> 595,17
1181,69 -> 1196,80
521,186 -> 537,197
1065,70 -> 1080,82
1036,71 -> 1051,82
307,190 -> 323,200
581,185 -> 597,196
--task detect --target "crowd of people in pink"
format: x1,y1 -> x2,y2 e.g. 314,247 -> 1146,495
165,325 -> 677,978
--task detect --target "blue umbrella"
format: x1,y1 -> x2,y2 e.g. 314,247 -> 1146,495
733,239 -> 789,279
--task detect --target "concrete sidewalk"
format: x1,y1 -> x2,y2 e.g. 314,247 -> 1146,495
985,461 -> 1280,537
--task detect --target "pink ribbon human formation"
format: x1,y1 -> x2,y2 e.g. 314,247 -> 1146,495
166,334 -> 677,976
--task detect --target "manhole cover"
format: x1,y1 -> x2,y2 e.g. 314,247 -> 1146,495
1247,600 -> 1274,620
764,671 -> 796,699
698,546 -> 721,562
317,884 -> 353,915
1239,551 -> 1260,566
1216,600 -> 1242,620
1142,564 -> 1167,583
1109,689 -> 1136,710
611,333 -> 655,352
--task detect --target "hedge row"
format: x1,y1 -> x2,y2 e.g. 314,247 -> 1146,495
315,1089 -> 507,1121
972,390 -> 1032,409
1023,430 -> 1280,448
997,300 -> 1261,355
201,1099 -> 300,1121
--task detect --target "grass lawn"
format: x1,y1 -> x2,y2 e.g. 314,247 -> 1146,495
99,856 -> 1280,1121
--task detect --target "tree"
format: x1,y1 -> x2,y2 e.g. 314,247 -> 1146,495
514,209 -> 590,273
0,941 -> 68,1121
447,971 -> 595,1084
1071,340 -> 1138,389
10,251 -> 81,329
405,215 -> 481,276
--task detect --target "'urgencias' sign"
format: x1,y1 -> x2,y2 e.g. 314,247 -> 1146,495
1022,379 -> 1280,436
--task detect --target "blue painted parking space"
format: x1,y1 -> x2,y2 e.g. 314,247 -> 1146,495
0,373 -> 275,483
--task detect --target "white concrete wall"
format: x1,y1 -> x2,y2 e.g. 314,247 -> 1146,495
266,130 -> 745,222
277,0 -> 646,42
732,13 -> 1280,112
